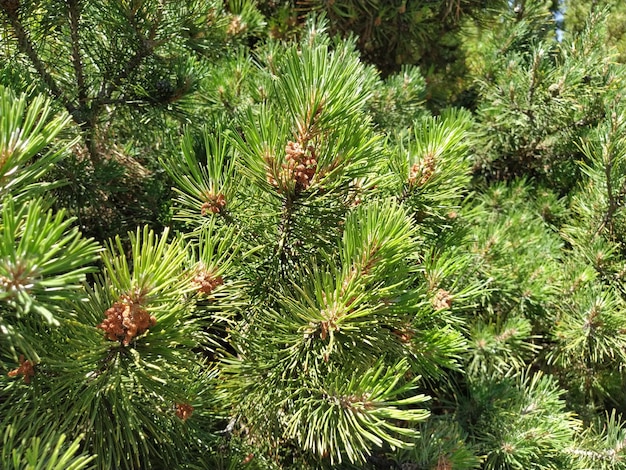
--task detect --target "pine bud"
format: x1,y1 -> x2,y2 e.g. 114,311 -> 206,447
98,297 -> 157,346
175,403 -> 194,421
7,355 -> 34,384
192,269 -> 223,295
409,153 -> 436,187
201,192 -> 226,215
432,289 -> 453,311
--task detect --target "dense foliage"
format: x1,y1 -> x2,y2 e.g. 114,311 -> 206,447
3,1 -> 626,469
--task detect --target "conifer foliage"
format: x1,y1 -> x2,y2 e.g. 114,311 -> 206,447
4,1 -> 626,469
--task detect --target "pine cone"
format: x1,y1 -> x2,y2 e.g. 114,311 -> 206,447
98,298 -> 157,345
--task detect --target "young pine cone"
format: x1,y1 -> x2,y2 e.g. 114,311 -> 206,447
98,298 -> 157,346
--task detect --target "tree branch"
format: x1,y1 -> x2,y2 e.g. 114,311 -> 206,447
594,116 -> 619,239
94,4 -> 165,108
67,0 -> 86,105
1,4 -> 76,115
276,197 -> 294,264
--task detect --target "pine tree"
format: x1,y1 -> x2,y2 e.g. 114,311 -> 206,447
0,0 -> 264,240
164,24 -> 474,466
4,1 -> 626,469
562,0 -> 626,62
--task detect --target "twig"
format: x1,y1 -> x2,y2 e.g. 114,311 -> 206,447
1,4 -> 75,114
67,0 -> 86,105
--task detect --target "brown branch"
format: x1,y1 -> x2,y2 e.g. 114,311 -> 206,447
1,3 -> 76,114
96,45 -> 150,105
276,196 -> 294,266
595,165 -> 616,241
67,0 -> 86,105
594,116 -> 619,239
95,4 -> 164,106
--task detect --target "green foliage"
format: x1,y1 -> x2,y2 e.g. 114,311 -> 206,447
295,0 -> 505,103
466,316 -> 538,378
163,24 -> 478,465
394,416 -> 482,469
563,1 -> 626,63
283,359 -> 430,464
366,65 -> 428,132
572,410 -> 626,470
548,286 -> 626,406
566,106 -> 626,249
0,87 -> 100,362
7,2 -> 626,469
0,198 -> 100,346
2,425 -> 95,470
0,0 -> 242,240
0,86 -> 75,202
470,5 -> 622,190
461,372 -> 582,470
392,108 -> 474,225
165,121 -> 239,229
465,180 -> 565,327
2,228 -> 222,470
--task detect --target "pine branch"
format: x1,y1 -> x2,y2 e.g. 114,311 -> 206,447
0,3 -> 75,115
67,0 -> 86,106
597,152 -> 615,238
592,111 -> 623,240
94,4 -> 164,107
276,196 -> 295,267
